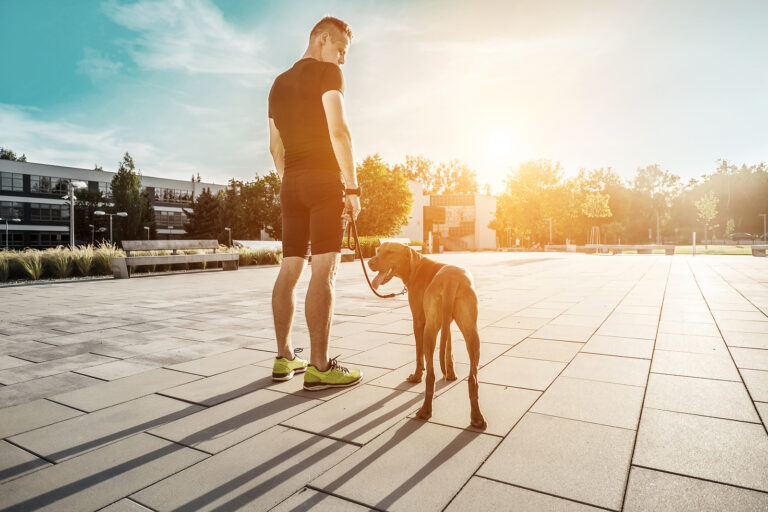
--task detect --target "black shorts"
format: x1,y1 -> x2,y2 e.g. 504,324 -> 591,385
281,172 -> 345,259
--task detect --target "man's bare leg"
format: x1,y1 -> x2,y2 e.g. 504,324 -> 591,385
305,252 -> 341,371
272,256 -> 307,359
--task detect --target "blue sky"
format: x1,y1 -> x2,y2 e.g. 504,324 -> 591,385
1,0 -> 767,190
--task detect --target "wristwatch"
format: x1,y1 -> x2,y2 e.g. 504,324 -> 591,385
345,187 -> 361,196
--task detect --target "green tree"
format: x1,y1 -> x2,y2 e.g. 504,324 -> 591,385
233,171 -> 282,240
109,153 -> 154,244
395,155 -> 479,194
0,147 -> 27,161
634,165 -> 681,244
183,188 -> 220,239
74,187 -> 104,245
356,154 -> 413,236
695,191 -> 719,248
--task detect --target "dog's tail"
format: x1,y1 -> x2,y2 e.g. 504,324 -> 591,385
439,280 -> 459,376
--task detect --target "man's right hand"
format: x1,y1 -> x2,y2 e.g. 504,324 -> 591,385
343,194 -> 361,222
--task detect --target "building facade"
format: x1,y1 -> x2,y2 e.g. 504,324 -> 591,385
0,160 -> 226,249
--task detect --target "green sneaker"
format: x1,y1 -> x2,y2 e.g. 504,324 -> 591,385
272,348 -> 308,381
303,357 -> 363,391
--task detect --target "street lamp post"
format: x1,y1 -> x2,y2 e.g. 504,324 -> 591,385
63,180 -> 87,249
89,224 -> 95,245
543,218 -> 552,246
167,226 -> 174,241
760,213 -> 767,242
94,211 -> 128,243
144,226 -> 150,240
224,227 -> 232,247
1,217 -> 22,251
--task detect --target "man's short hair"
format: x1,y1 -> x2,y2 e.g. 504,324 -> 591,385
311,16 -> 353,41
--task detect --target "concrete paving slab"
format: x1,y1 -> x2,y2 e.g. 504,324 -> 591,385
272,488 -> 376,511
0,398 -> 83,438
311,419 -> 499,512
50,368 -> 201,412
477,412 -> 635,510
563,353 -> 649,387
0,352 -> 116,385
74,360 -> 158,381
415,382 -> 540,436
367,362 -> 466,395
659,321 -> 720,337
430,340 -> 509,367
477,326 -> 531,345
645,373 -> 760,422
166,348 -> 273,376
582,335 -> 654,359
0,355 -> 31,370
0,439 -> 51,484
549,314 -> 605,328
446,476 -> 603,512
505,338 -> 582,362
342,342 -> 416,369
532,323 -> 596,342
149,389 -> 319,453
493,315 -> 551,330
634,408 -> 768,491
479,355 -> 565,390
717,319 -> 768,334
132,425 -> 356,512
282,384 -> 422,445
654,332 -> 727,355
730,347 -> 768,371
9,394 -> 201,462
596,322 -> 657,340
99,498 -> 154,511
721,331 -> 768,349
531,376 -> 644,429
757,401 -> 768,427
0,372 -> 101,409
329,330 -> 406,351
624,466 -> 768,512
741,369 -> 768,401
129,343 -> 235,366
159,364 -> 273,406
651,350 -> 741,381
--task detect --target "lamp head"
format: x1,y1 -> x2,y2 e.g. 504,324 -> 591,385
117,212 -> 128,217
94,210 -> 105,216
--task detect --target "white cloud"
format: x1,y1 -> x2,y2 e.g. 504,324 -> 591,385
77,48 -> 124,80
0,104 -> 154,171
102,0 -> 274,75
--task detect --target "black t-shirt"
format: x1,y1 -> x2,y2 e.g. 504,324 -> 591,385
268,58 -> 345,176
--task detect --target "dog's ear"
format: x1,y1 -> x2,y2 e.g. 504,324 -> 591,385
408,246 -> 421,270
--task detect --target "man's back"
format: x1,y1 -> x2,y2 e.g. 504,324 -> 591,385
268,58 -> 344,176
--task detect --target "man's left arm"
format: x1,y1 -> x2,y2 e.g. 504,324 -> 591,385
269,118 -> 285,179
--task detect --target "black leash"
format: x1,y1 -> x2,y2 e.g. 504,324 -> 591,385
345,216 -> 407,299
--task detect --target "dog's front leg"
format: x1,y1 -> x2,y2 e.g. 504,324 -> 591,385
407,317 -> 425,382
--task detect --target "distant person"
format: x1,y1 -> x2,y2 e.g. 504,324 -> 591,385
267,16 -> 362,390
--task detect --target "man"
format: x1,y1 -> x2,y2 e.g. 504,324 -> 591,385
268,16 -> 362,390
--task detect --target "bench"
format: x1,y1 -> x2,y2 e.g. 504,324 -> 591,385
112,240 -> 239,279
547,244 -> 676,255
753,245 -> 767,257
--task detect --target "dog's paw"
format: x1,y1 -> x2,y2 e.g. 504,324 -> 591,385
415,407 -> 432,420
406,372 -> 423,383
471,415 -> 488,430
444,370 -> 458,381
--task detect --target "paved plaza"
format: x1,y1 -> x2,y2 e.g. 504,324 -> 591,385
0,252 -> 767,511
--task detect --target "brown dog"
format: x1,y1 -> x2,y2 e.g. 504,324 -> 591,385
368,242 -> 487,429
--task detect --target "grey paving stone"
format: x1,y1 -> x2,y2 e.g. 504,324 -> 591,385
596,322 -> 657,340
0,433 -> 207,512
730,347 -> 768,371
446,476 -> 603,512
634,408 -> 768,491
549,314 -> 605,328
312,419 -> 499,512
741,369 -> 768,401
149,389 -> 318,454
368,319 -> 414,335
132,425 -> 357,512
532,323 -> 596,342
414,382 -> 539,436
721,330 -> 768,349
717,319 -> 768,334
50,368 -> 201,412
0,355 -> 31,370
329,330 -> 405,351
493,315 -> 551,330
272,488 -> 375,511
531,376 -> 644,429
505,338 -> 582,362
654,332 -> 727,355
581,335 -> 654,359
166,348 -> 273,376
129,343 -> 234,366
0,352 -> 116,385
282,384 -> 422,445
99,498 -> 154,512
368,362 -> 466,395
645,373 -> 760,422
341,342 -> 416,369
10,394 -> 201,462
624,466 -> 768,512
651,350 -> 741,381
477,412 -> 635,510
267,363 -> 390,400
756,402 -> 768,427
477,326 -> 531,345
0,439 -> 50,484
479,356 -> 565,390
10,341 -> 104,363
0,372 -> 101,409
0,398 -> 82,438
74,360 -> 158,381
659,321 -> 720,337
429,340 -> 509,367
159,364 -> 273,406
562,353 -> 649,387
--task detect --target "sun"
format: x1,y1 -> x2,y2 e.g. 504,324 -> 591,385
481,128 -> 516,161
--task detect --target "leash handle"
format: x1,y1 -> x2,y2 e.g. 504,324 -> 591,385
345,216 -> 407,299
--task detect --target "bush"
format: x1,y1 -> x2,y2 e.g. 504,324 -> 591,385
342,236 -> 381,258
42,246 -> 71,279
18,250 -> 43,280
93,242 -> 123,275
72,245 -> 94,276
0,254 -> 9,282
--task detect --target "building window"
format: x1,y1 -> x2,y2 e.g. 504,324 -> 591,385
156,210 -> 186,228
30,175 -> 69,195
28,232 -> 69,248
0,201 -> 24,220
154,188 -> 192,204
30,203 -> 70,222
0,232 -> 24,249
98,182 -> 112,199
0,172 -> 24,192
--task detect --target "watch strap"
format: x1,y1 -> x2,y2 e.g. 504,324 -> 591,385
345,187 -> 361,196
